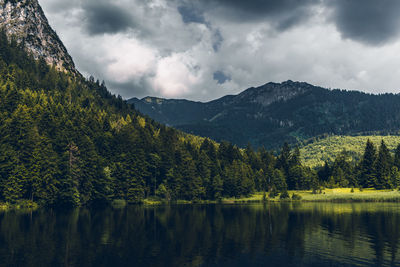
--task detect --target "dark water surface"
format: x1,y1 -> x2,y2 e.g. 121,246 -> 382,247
1,203 -> 400,266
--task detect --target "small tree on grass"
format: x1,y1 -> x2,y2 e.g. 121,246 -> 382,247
280,189 -> 290,199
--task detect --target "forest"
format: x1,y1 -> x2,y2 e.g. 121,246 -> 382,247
0,31 -> 400,207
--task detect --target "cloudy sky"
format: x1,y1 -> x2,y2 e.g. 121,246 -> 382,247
39,0 -> 400,101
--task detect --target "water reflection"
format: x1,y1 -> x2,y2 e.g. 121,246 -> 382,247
0,203 -> 400,266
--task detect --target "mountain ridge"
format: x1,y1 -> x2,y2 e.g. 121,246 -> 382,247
129,81 -> 400,148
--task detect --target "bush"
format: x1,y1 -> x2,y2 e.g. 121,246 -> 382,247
292,193 -> 302,201
280,190 -> 290,199
262,192 -> 267,202
269,188 -> 279,198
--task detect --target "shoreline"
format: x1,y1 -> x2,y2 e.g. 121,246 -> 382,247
2,188 -> 400,210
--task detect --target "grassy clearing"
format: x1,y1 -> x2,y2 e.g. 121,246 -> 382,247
137,189 -> 400,205
222,192 -> 266,203
4,189 -> 398,210
290,188 -> 400,202
218,188 -> 400,203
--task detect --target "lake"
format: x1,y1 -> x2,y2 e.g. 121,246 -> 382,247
1,203 -> 400,266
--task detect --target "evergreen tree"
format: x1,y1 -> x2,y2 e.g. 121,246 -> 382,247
271,169 -> 287,192
359,139 -> 377,188
211,174 -> 223,200
317,161 -> 331,183
394,144 -> 400,169
276,142 -> 291,174
375,140 -> 392,189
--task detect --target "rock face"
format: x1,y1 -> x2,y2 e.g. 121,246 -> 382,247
235,80 -> 310,107
0,0 -> 77,74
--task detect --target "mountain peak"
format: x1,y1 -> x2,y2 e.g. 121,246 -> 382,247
236,80 -> 313,107
0,0 -> 77,74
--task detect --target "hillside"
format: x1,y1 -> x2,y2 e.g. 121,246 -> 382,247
2,29 -> 295,206
0,0 -> 323,206
129,81 -> 400,149
2,0 -> 400,208
300,135 -> 400,168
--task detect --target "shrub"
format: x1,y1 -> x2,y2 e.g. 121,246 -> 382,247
269,188 -> 279,198
262,192 -> 267,202
292,193 -> 302,201
280,190 -> 290,199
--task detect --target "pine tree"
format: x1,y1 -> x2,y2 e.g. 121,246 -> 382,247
211,174 -> 223,200
359,139 -> 377,188
56,142 -> 81,207
375,140 -> 392,189
318,161 -> 331,183
276,142 -> 291,175
3,164 -> 26,203
272,169 -> 287,192
394,144 -> 400,169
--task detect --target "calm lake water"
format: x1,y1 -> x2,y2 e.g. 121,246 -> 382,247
1,203 -> 400,266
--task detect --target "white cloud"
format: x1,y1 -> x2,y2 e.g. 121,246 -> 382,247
39,0 -> 400,101
152,53 -> 202,97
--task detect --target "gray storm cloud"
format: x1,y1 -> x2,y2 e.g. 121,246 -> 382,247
83,1 -> 135,35
39,0 -> 400,100
327,0 -> 400,45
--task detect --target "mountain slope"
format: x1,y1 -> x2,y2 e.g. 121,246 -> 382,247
1,1 -> 309,206
129,81 -> 400,148
300,135 -> 400,167
0,0 -> 77,74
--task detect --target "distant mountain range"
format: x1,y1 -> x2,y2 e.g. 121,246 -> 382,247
129,81 -> 400,148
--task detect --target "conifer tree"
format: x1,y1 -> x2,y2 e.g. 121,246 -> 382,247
359,139 -> 377,188
394,144 -> 400,169
375,140 -> 392,189
277,142 -> 291,175
211,174 -> 223,200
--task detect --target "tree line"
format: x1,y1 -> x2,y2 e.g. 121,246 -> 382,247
0,30 -> 317,206
318,139 -> 400,190
0,31 -> 398,207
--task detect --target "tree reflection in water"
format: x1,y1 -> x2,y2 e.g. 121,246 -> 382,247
0,203 -> 399,267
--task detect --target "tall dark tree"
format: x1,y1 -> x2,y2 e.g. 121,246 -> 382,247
375,140 -> 392,189
359,139 -> 377,188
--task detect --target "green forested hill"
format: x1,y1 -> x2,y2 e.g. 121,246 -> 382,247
130,82 -> 400,149
0,31 -> 316,206
3,30 -> 400,206
301,135 -> 400,167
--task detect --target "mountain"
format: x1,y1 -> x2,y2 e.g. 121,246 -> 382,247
0,0 -> 77,74
0,0 -> 306,206
129,81 -> 400,148
2,0 -> 398,209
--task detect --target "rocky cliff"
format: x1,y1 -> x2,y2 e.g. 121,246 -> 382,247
0,0 -> 77,74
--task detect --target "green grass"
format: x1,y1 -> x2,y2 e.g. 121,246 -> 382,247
0,203 -> 9,211
218,189 -> 400,203
290,188 -> 400,202
0,200 -> 38,211
222,192 -> 266,203
300,135 -> 400,167
138,189 -> 400,205
4,189 -> 397,209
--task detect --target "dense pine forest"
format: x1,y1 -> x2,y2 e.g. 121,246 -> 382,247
1,31 -> 400,208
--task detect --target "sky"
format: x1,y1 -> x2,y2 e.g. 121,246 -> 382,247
39,0 -> 400,101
